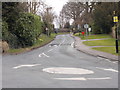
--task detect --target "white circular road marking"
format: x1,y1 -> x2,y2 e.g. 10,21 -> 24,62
43,67 -> 94,75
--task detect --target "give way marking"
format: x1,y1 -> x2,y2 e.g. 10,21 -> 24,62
13,64 -> 41,69
96,67 -> 118,72
54,77 -> 111,81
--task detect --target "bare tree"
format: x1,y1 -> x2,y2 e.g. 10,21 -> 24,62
41,7 -> 55,24
59,10 -> 67,28
17,0 -> 46,14
60,1 -> 85,28
18,2 -> 29,12
80,2 -> 95,24
60,1 -> 96,27
26,0 -> 45,14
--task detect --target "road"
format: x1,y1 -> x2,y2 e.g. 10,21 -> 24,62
2,34 -> 118,88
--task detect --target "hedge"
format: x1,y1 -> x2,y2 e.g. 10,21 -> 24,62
2,21 -> 19,48
15,13 -> 42,47
2,13 -> 43,48
2,21 -> 8,41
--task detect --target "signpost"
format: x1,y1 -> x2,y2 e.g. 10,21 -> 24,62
113,11 -> 119,53
84,24 -> 89,29
46,27 -> 49,36
78,24 -> 80,30
88,28 -> 92,35
78,24 -> 81,35
84,24 -> 89,40
88,28 -> 91,32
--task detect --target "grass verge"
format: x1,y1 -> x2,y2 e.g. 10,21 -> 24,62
92,47 -> 119,56
8,33 -> 59,54
7,32 -> 70,54
74,33 -> 112,40
83,38 -> 116,46
80,34 -> 120,55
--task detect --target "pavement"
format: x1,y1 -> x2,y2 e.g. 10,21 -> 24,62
72,35 -> 119,61
2,34 -> 118,88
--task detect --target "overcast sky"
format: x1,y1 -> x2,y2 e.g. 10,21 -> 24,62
43,0 -> 68,28
44,0 -> 68,16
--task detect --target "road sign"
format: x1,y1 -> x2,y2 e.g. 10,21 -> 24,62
113,16 -> 118,23
73,28 -> 75,30
84,24 -> 89,29
78,24 -> 80,29
46,28 -> 48,31
88,28 -> 91,32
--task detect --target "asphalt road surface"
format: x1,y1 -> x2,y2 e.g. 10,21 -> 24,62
2,34 -> 118,88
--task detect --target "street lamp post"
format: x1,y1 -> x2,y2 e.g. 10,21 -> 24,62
46,7 -> 52,36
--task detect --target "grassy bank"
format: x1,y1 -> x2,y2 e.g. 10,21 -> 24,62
7,33 -> 58,54
7,32 -> 70,54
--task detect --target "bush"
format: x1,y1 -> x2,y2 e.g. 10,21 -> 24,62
2,21 -> 19,48
2,21 -> 8,41
92,23 -> 102,34
15,13 -> 42,47
74,33 -> 80,36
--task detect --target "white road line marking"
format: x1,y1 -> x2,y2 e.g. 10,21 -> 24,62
96,67 -> 118,72
13,64 -> 41,69
42,53 -> 50,57
97,57 -> 104,60
112,61 -> 118,64
54,45 -> 57,47
71,42 -> 74,48
104,69 -> 118,72
87,77 -> 111,80
39,54 -> 42,57
97,57 -> 118,64
48,49 -> 53,52
39,52 -> 50,57
59,37 -> 66,46
54,77 -> 111,81
104,59 -> 112,62
104,59 -> 118,64
43,67 -> 94,74
54,77 -> 86,81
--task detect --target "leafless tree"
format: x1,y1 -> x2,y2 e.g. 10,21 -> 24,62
59,10 -> 67,28
80,2 -> 95,24
22,0 -> 45,14
60,1 -> 85,28
41,7 -> 56,24
60,1 -> 95,27
17,0 -> 46,14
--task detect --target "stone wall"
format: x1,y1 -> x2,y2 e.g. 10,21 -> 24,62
0,40 -> 9,53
